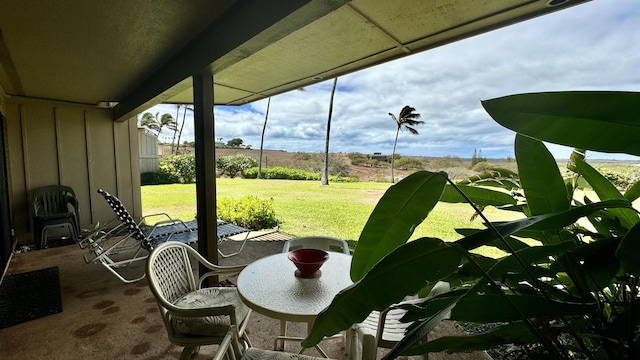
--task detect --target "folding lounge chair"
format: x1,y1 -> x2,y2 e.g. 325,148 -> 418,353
82,189 -> 255,283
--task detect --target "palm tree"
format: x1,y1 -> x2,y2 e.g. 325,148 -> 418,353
388,105 -> 423,183
140,112 -> 161,135
140,111 -> 177,140
321,77 -> 338,186
158,113 -> 177,141
171,105 -> 181,154
258,97 -> 271,179
176,106 -> 193,153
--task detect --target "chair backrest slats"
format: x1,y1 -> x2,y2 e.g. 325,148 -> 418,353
151,246 -> 194,303
97,189 -> 150,249
33,185 -> 77,216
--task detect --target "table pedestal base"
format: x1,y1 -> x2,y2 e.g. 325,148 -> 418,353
274,321 -> 343,358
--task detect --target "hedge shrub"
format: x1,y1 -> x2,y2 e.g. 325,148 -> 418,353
217,154 -> 258,178
160,154 -> 196,183
243,167 -> 359,182
217,195 -> 278,230
243,166 -> 319,180
140,171 -> 179,185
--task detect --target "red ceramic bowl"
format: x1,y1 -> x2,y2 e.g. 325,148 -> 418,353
288,248 -> 329,274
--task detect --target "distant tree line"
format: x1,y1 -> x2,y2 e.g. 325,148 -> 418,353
470,148 -> 487,167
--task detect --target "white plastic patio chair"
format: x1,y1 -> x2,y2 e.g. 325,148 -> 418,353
146,241 -> 252,360
347,281 -> 451,360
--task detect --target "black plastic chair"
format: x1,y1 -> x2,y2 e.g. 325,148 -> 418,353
31,185 -> 80,249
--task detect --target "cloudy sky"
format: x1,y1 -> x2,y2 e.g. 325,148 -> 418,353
142,0 -> 639,160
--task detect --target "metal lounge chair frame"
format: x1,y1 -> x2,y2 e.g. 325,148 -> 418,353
81,189 -> 255,283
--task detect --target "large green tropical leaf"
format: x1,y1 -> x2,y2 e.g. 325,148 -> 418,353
404,293 -> 595,324
442,254 -> 497,286
486,240 -> 576,278
439,184 -> 516,207
303,237 -> 461,347
402,322 -> 539,354
616,221 -> 640,274
456,228 -> 530,252
455,200 -> 632,251
624,180 -> 640,202
385,300 -> 459,359
456,167 -> 520,191
515,134 -> 570,216
350,171 -> 447,281
572,154 -> 639,229
481,91 -> 640,156
396,288 -> 593,357
554,237 -> 620,294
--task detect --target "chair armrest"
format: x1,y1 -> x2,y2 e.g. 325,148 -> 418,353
139,212 -> 174,225
177,243 -> 247,286
212,328 -> 236,360
198,265 -> 246,288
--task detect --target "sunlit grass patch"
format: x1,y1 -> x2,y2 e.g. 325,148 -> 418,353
142,180 -> 523,258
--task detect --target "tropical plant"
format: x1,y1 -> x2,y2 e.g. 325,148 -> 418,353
388,105 -> 424,183
140,111 -> 177,139
304,91 -> 640,359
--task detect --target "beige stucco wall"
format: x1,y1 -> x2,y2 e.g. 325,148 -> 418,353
3,97 -> 141,245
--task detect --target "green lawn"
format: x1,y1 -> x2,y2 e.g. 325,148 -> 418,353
143,178 -> 522,241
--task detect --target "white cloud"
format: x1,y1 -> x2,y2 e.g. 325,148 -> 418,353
142,0 -> 640,160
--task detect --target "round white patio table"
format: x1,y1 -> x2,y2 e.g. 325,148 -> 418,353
237,252 -> 352,356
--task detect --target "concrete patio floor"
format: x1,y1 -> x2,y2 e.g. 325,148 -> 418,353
1,234 -> 490,360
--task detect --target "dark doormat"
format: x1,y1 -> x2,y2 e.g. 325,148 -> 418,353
0,267 -> 62,329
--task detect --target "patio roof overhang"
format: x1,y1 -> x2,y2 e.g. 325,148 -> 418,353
0,0 -> 590,266
0,0 -> 590,122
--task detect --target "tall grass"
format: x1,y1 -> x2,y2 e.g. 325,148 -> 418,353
142,179 -> 521,255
